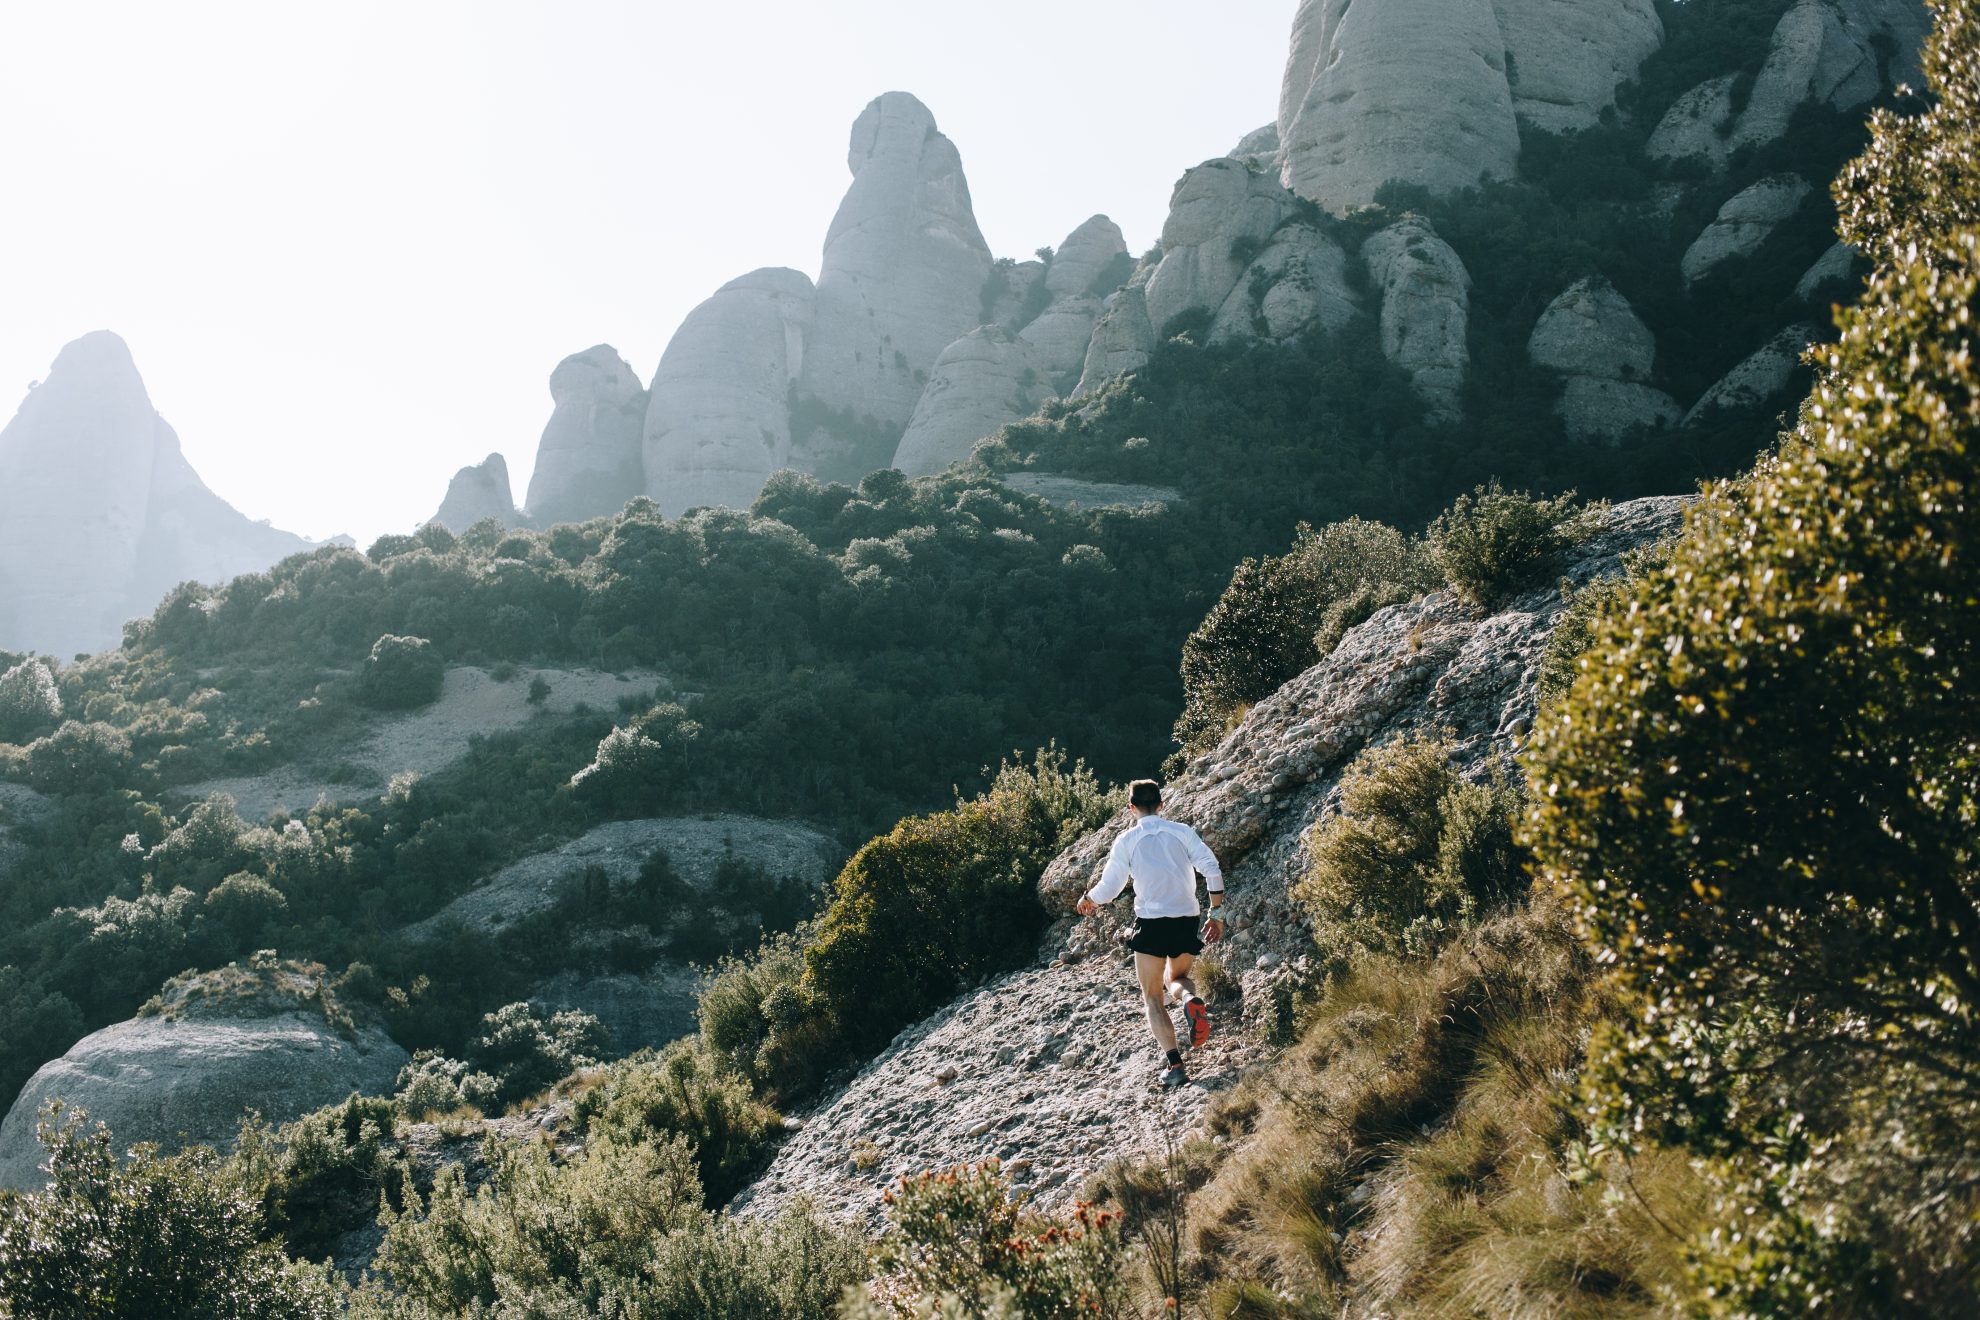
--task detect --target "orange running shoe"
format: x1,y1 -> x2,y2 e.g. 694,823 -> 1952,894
1184,996 -> 1212,1049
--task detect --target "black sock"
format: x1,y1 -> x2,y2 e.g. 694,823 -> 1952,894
1166,1048 -> 1182,1067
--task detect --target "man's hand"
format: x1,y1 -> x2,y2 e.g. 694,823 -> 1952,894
1075,896 -> 1097,916
1204,912 -> 1225,944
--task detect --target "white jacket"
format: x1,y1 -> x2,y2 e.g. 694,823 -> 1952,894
1086,814 -> 1224,919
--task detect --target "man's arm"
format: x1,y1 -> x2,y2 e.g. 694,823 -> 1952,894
1076,835 -> 1133,915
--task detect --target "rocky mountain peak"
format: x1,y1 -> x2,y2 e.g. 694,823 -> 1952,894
429,453 -> 521,532
523,344 -> 647,528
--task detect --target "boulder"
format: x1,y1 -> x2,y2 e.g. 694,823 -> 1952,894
1017,295 -> 1103,387
1796,240 -> 1863,299
0,960 -> 405,1190
0,331 -> 314,658
1685,323 -> 1820,425
1045,215 -> 1129,299
1494,0 -> 1665,134
1142,160 -> 1300,336
1681,175 -> 1813,285
892,327 -> 1051,478
641,268 -> 816,518
985,260 -> 1048,331
428,453 -> 520,533
1210,223 -> 1359,344
1227,123 -> 1281,168
1073,278 -> 1158,397
1529,276 -> 1679,440
1646,74 -> 1739,167
521,345 -> 647,528
1735,0 -> 1885,151
797,92 -> 994,435
1278,0 -> 1520,212
1362,217 -> 1473,424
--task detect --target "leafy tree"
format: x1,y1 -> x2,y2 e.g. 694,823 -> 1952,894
357,634 -> 443,710
0,659 -> 61,744
1525,6 -> 1980,1309
20,721 -> 130,796
0,968 -> 82,1105
0,1106 -> 340,1319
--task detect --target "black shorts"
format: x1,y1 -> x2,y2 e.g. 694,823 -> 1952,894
1129,915 -> 1204,959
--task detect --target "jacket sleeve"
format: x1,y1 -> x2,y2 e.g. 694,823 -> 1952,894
1187,827 -> 1225,892
1087,832 -> 1133,905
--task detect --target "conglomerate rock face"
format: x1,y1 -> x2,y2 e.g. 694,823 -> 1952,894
641,268 -> 816,518
522,345 -> 647,528
429,453 -> 521,532
739,497 -> 1688,1226
1682,174 -> 1814,285
1276,0 -> 1662,212
1528,276 -> 1681,441
1361,216 -> 1473,424
0,331 -> 314,657
795,92 -> 994,436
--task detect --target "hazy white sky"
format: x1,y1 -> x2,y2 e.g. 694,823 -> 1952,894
0,2 -> 1293,545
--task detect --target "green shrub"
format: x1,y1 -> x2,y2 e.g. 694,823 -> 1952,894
1174,519 -> 1436,757
0,659 -> 61,744
357,635 -> 443,710
232,1093 -> 408,1262
20,720 -> 130,795
0,1105 -> 341,1318
350,1134 -> 860,1320
459,1001 -> 608,1110
697,931 -> 825,1096
567,702 -> 702,814
1525,9 -> 1980,1310
1426,483 -> 1587,608
1293,737 -> 1526,962
570,1036 -> 781,1202
873,1162 -> 1136,1318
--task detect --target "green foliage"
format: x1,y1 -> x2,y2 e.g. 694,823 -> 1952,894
1426,483 -> 1588,608
459,1001 -> 609,1110
357,634 -> 443,710
350,1134 -> 861,1320
568,701 -> 702,813
570,1036 -> 782,1203
874,1162 -> 1137,1318
1294,737 -> 1527,962
0,659 -> 61,744
1174,518 -> 1435,756
697,930 -> 819,1095
232,1093 -> 408,1263
1525,8 -> 1980,1310
0,967 -> 81,1110
0,1105 -> 342,1319
19,720 -> 130,795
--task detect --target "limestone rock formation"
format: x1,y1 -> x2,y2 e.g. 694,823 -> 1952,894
1017,295 -> 1103,388
1528,276 -> 1681,440
1685,323 -> 1820,425
1210,223 -> 1359,344
641,268 -> 816,518
1797,240 -> 1863,299
1227,124 -> 1281,168
1361,217 -> 1473,423
1074,277 -> 1157,398
0,331 -> 314,658
892,327 -> 1050,477
1143,160 -> 1300,337
522,346 -> 647,528
1278,0 -> 1521,212
984,260 -> 1048,330
1682,175 -> 1813,285
796,92 -> 993,435
1494,0 -> 1666,134
740,498 -> 1688,1224
1651,0 -> 1929,168
0,960 -> 405,1190
428,454 -> 520,532
1045,215 -> 1128,300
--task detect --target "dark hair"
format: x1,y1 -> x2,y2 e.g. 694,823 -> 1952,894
1129,779 -> 1163,810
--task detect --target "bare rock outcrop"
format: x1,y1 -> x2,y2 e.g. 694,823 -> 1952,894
1045,215 -> 1129,300
1143,160 -> 1300,337
0,331 -> 314,658
1528,276 -> 1680,440
1074,277 -> 1158,398
1227,124 -> 1281,168
1494,0 -> 1666,133
1681,174 -> 1813,285
1279,0 -> 1519,213
1796,239 -> 1864,299
796,92 -> 993,435
741,497 -> 1688,1225
522,345 -> 647,528
0,960 -> 405,1190
1684,323 -> 1820,425
1362,217 -> 1473,423
1210,223 -> 1359,344
893,327 -> 1050,477
428,453 -> 520,532
1017,295 -> 1103,388
641,268 -> 816,518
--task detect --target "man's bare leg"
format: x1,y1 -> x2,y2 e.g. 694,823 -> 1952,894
1136,953 -> 1180,1056
1165,953 -> 1199,1003
1168,952 -> 1212,1048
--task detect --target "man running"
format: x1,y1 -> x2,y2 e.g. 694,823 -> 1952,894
1075,779 -> 1225,1087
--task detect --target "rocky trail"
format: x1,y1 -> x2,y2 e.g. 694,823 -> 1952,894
739,497 -> 1687,1225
